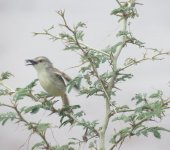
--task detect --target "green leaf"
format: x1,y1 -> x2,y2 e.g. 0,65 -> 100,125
37,123 -> 50,134
76,30 -> 84,41
124,57 -> 137,67
67,84 -> 74,93
13,88 -> 28,101
77,119 -> 98,130
0,89 -> 8,96
13,79 -> 38,101
116,30 -> 129,37
99,72 -> 114,80
59,108 -> 75,127
70,105 -> 80,110
74,22 -> 86,29
80,65 -> 91,73
60,118 -> 73,127
0,112 -> 16,125
149,90 -> 163,99
35,91 -> 49,99
88,142 -> 95,148
26,79 -> 39,89
59,33 -> 74,42
153,130 -> 161,139
137,127 -> 170,139
0,72 -> 13,81
104,42 -> 123,53
58,145 -> 70,150
67,76 -> 82,93
24,104 -> 42,114
151,101 -> 164,118
80,86 -> 99,97
116,73 -> 133,82
110,7 -> 126,15
74,111 -> 85,118
132,93 -> 147,105
141,129 -> 148,137
116,105 -> 130,112
155,127 -> 170,132
110,4 -> 139,19
51,145 -> 75,150
64,45 -> 79,51
135,111 -> 153,120
112,114 -> 135,123
150,127 -> 170,139
111,42 -> 123,52
110,127 -> 131,144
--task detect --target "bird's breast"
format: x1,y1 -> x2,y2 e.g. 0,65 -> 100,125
37,70 -> 66,96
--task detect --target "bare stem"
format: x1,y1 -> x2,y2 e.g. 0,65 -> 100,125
95,2 -> 129,150
97,4 -> 129,150
57,11 -> 113,150
0,81 -> 15,93
119,51 -> 170,72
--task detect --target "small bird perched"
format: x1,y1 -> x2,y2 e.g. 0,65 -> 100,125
26,56 -> 77,106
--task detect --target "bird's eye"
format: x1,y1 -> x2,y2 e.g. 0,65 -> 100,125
39,60 -> 43,63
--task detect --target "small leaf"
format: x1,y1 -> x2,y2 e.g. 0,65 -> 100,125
112,114 -> 135,123
132,93 -> 147,105
0,72 -> 13,81
67,76 -> 82,93
26,79 -> 39,89
0,89 -> 8,96
74,22 -> 86,29
149,90 -> 163,99
13,88 -> 28,101
76,30 -> 84,41
64,45 -> 79,51
89,142 -> 95,148
35,91 -> 49,99
24,104 -> 42,114
153,130 -> 161,139
116,105 -> 130,112
74,111 -> 85,118
137,127 -> 170,139
67,83 -> 74,93
37,123 -> 50,134
0,112 -> 16,125
104,42 -> 123,53
124,57 -> 137,67
13,79 -> 38,101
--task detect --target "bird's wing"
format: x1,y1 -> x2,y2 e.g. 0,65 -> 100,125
54,72 -> 66,86
54,68 -> 72,82
53,68 -> 80,90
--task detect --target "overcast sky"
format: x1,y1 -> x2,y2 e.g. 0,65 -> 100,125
0,0 -> 170,150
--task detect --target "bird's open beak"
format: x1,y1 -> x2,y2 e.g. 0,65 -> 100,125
25,59 -> 37,65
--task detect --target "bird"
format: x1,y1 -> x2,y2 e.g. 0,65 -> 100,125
26,56 -> 78,107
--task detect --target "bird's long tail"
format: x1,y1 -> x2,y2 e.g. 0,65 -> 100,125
61,93 -> 70,106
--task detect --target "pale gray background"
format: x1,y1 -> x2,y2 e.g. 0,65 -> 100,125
0,0 -> 170,150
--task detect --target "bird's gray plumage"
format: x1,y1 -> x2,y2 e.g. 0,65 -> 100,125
26,56 -> 76,106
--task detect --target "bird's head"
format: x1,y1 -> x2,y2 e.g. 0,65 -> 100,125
26,56 -> 53,71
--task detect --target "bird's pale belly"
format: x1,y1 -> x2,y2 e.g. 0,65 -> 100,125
38,72 -> 66,96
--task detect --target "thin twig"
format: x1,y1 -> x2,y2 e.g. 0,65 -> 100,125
14,105 -> 51,149
116,0 -> 122,6
0,81 -> 15,93
64,61 -> 87,71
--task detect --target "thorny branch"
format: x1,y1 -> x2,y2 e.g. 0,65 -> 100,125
0,102 -> 51,149
0,82 -> 99,147
1,0 -> 170,150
